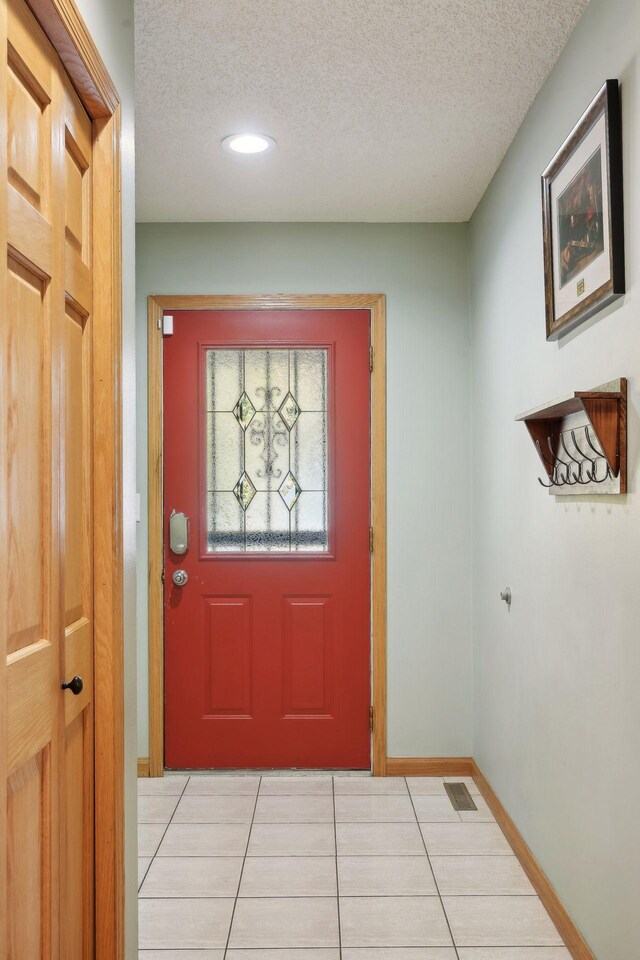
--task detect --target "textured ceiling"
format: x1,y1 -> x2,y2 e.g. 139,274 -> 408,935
134,0 -> 589,222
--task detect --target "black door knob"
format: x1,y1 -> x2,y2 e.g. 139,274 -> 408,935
61,676 -> 84,695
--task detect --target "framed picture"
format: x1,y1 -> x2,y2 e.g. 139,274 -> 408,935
541,79 -> 624,341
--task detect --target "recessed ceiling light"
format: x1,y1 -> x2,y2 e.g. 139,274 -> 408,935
222,133 -> 276,155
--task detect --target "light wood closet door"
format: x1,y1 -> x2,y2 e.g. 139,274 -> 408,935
1,0 -> 94,957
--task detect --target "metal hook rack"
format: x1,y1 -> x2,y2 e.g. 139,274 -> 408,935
535,425 -> 613,488
516,378 -> 627,496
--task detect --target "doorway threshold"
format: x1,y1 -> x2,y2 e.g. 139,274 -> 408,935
165,768 -> 372,778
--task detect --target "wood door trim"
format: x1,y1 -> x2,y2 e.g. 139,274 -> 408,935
147,294 -> 387,777
92,107 -> 124,960
23,2 -> 125,957
0,4 -> 7,953
137,757 -> 151,778
26,0 -> 118,117
147,297 -> 164,778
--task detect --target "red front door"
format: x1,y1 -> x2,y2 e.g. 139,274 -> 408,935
163,309 -> 371,769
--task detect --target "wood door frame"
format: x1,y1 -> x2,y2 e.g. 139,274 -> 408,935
13,1 -> 125,957
147,294 -> 387,777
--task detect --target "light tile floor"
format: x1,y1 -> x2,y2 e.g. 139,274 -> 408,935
138,774 -> 571,959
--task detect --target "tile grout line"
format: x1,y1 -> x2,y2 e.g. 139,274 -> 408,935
223,775 -> 261,959
138,776 -> 191,894
150,819 -> 479,825
149,856 -> 524,864
147,823 -> 495,828
137,892 -> 540,900
406,776 -> 461,960
332,776 -> 343,959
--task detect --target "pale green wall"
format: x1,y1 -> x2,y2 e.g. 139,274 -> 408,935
468,0 -> 640,957
73,1 -> 137,955
135,223 -> 473,761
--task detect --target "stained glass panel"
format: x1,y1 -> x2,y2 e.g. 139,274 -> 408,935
205,348 -> 328,552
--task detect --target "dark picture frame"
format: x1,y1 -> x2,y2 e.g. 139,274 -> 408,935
541,79 -> 625,341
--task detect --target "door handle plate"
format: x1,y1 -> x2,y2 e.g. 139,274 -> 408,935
169,509 -> 189,555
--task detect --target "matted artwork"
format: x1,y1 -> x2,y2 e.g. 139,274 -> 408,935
541,79 -> 624,340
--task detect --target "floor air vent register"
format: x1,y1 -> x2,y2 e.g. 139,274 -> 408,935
444,782 -> 477,812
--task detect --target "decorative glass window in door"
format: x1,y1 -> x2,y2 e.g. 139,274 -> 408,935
205,349 -> 329,552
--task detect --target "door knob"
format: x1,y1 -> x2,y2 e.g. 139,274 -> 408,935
172,569 -> 188,587
61,676 -> 84,695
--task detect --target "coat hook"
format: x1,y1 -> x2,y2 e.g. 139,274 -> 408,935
570,428 -> 597,482
559,433 -> 591,485
535,440 -> 563,487
584,425 -> 616,480
548,436 -> 578,485
500,587 -> 512,608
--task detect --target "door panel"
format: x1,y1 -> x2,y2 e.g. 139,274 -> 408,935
62,709 -> 93,960
2,0 -> 94,956
282,596 -> 333,717
7,258 -> 47,656
7,12 -> 51,214
7,752 -> 52,958
203,596 -> 253,717
164,309 -> 371,769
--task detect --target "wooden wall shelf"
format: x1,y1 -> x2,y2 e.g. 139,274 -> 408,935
516,378 -> 627,495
